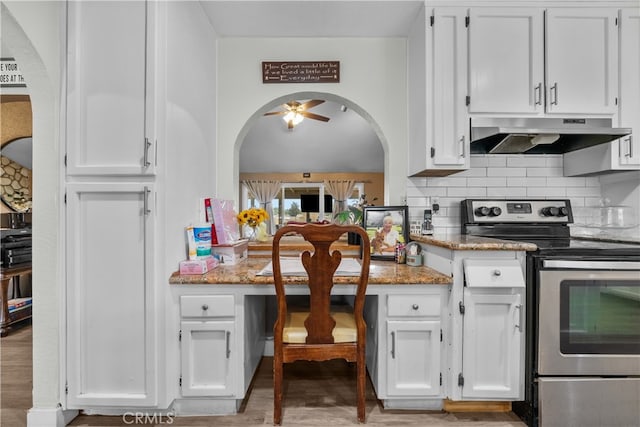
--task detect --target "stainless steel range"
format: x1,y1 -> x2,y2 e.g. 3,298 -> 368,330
461,199 -> 640,427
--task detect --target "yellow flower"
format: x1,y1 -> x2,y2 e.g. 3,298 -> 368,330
236,207 -> 269,228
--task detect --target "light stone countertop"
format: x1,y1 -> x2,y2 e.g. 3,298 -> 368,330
169,257 -> 452,286
410,233 -> 538,251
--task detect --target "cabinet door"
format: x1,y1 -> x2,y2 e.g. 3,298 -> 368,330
66,183 -> 156,407
461,291 -> 523,400
66,0 -> 156,175
618,9 -> 640,166
429,8 -> 469,169
387,320 -> 441,396
468,8 -> 544,115
546,8 -> 618,115
181,321 -> 236,397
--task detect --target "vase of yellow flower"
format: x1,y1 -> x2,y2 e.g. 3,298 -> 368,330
236,207 -> 269,242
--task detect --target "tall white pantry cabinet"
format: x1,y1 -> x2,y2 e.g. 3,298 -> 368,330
64,1 -> 162,408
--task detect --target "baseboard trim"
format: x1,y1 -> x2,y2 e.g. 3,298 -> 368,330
27,407 -> 78,427
443,399 -> 512,413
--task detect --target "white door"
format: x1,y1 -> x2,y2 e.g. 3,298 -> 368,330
468,8 -> 544,115
545,8 -> 618,115
429,8 -> 469,168
181,321 -> 236,397
66,0 -> 156,175
66,182 -> 156,407
619,9 -> 640,166
461,291 -> 522,400
387,320 -> 441,396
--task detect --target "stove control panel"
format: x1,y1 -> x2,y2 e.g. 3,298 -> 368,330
462,199 -> 573,223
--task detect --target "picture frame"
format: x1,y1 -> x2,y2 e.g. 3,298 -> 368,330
362,205 -> 409,260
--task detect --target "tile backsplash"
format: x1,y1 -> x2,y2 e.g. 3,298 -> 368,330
406,154 -> 603,235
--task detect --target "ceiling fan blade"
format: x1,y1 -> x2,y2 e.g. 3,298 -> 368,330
300,111 -> 330,122
299,99 -> 325,110
263,111 -> 287,116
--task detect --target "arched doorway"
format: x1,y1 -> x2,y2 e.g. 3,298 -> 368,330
237,92 -> 387,219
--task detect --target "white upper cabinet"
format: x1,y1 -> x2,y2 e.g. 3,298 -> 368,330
546,9 -> 618,115
563,7 -> 639,176
618,8 -> 640,166
66,1 -> 156,175
408,7 -> 470,177
468,7 -> 618,117
468,8 -> 544,115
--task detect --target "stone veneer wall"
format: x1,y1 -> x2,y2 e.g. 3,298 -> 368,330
406,154 -> 603,235
0,155 -> 32,211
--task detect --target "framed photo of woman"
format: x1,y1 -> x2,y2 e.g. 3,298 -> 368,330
362,206 -> 409,260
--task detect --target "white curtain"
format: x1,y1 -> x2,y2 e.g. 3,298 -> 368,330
243,180 -> 281,234
324,180 -> 357,216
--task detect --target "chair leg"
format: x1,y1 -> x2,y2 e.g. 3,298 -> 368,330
357,357 -> 366,423
273,356 -> 283,425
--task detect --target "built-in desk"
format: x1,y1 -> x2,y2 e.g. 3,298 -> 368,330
169,258 -> 452,415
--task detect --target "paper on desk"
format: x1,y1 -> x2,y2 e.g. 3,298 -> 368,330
257,256 -> 363,276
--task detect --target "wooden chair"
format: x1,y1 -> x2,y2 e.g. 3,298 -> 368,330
272,223 -> 371,425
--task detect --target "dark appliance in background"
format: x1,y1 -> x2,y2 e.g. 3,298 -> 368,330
461,199 -> 640,427
1,228 -> 32,268
300,194 -> 333,213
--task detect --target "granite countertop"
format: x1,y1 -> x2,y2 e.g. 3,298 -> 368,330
169,257 -> 452,286
410,233 -> 537,251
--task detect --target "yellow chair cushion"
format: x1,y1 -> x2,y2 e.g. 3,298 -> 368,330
282,311 -> 357,343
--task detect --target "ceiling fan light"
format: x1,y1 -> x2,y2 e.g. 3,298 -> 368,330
283,111 -> 304,127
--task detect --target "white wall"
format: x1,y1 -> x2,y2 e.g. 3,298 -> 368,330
1,0 -> 64,419
161,0 -> 219,403
216,37 -> 407,206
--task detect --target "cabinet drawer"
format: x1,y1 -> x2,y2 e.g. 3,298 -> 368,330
463,259 -> 525,288
181,295 -> 235,318
387,294 -> 440,317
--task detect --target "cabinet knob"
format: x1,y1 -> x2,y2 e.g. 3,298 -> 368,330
202,304 -> 209,311
412,304 -> 419,310
493,270 -> 502,276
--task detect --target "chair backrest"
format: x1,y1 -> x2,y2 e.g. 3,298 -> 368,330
272,223 -> 371,344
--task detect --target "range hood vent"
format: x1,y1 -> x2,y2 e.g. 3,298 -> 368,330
470,118 -> 631,154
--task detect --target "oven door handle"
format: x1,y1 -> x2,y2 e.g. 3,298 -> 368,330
542,260 -> 640,270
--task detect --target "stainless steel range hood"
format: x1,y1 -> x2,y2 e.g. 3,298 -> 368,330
470,117 -> 631,154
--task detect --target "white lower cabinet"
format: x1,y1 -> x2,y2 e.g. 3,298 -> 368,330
180,321 -> 235,397
179,295 -> 236,397
460,290 -> 523,399
387,320 -> 441,396
65,183 -> 157,408
385,293 -> 442,399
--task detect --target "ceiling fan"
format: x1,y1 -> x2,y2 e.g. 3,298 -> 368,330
263,100 -> 330,130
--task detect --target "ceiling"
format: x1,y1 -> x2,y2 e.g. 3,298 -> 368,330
199,1 -> 423,38
240,99 -> 385,173
200,1 -> 423,174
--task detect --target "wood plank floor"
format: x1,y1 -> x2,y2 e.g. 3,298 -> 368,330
2,324 -> 526,426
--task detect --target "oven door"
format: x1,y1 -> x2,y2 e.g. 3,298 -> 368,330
538,260 -> 640,376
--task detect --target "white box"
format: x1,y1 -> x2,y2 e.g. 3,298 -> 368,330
179,256 -> 218,275
211,239 -> 249,265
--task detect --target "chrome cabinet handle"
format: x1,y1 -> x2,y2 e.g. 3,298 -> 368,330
550,83 -> 558,105
143,137 -> 152,167
412,304 -> 419,310
391,331 -> 396,359
515,304 -> 523,332
626,136 -> 633,158
534,83 -> 542,105
143,186 -> 151,215
226,331 -> 231,358
202,304 -> 209,311
459,135 -> 465,158
493,269 -> 501,276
